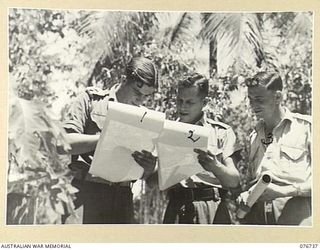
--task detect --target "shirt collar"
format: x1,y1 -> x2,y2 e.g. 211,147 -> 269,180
195,113 -> 205,126
176,112 -> 205,125
254,107 -> 293,133
282,107 -> 294,123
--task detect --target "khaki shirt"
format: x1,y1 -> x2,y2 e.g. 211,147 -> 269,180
249,108 -> 311,185
180,115 -> 241,188
64,85 -> 120,183
248,108 -> 312,224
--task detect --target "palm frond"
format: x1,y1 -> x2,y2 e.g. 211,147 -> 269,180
288,12 -> 313,39
71,11 -> 142,62
200,13 -> 225,40
260,17 -> 283,70
68,10 -> 158,87
200,13 -> 263,76
169,13 -> 196,48
154,12 -> 199,49
256,12 -> 313,72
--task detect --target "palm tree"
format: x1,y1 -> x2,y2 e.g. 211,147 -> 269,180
70,10 -> 313,82
200,13 -> 264,75
72,11 -> 158,87
199,12 -> 311,77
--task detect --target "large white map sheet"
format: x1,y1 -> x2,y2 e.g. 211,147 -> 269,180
89,102 -> 165,182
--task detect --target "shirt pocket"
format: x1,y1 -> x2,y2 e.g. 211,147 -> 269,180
280,145 -> 306,162
89,97 -> 109,131
279,144 -> 309,182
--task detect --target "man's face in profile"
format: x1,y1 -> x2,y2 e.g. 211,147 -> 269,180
125,81 -> 155,106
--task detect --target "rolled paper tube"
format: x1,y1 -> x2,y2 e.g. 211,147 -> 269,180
237,173 -> 272,219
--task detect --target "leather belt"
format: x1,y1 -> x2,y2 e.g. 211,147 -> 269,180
168,187 -> 219,202
84,174 -> 131,187
68,161 -> 131,187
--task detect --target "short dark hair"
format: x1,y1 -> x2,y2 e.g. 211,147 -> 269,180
126,57 -> 158,88
246,71 -> 283,91
178,73 -> 209,98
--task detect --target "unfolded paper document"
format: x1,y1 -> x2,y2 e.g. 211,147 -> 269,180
89,102 -> 165,182
157,120 -> 210,190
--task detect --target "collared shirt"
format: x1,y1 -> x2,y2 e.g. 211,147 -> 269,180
247,108 -> 312,225
64,84 -> 119,135
180,115 -> 241,188
64,84 -> 121,183
249,108 -> 311,185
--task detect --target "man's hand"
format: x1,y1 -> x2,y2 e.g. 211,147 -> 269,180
237,183 -> 293,205
237,190 -> 250,204
236,190 -> 251,219
132,150 -> 157,179
194,148 -> 220,172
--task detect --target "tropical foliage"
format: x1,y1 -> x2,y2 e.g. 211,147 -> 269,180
8,8 -> 312,224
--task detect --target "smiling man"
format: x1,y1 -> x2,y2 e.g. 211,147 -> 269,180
240,71 -> 312,225
58,57 -> 157,224
134,73 -> 241,224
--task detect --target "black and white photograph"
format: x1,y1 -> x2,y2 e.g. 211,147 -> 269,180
7,7 -> 313,227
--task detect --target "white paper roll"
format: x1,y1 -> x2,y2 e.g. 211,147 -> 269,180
237,173 -> 272,219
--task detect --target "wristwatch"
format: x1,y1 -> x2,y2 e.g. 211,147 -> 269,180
292,183 -> 302,196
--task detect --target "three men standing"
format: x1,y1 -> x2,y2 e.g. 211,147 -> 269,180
60,63 -> 312,226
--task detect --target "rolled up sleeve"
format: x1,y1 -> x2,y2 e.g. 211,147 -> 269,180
64,91 -> 90,134
222,127 -> 241,160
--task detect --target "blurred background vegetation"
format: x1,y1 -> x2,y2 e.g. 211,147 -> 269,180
8,9 -> 312,224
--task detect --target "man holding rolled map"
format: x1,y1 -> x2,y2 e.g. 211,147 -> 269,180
57,57 -> 158,224
134,73 -> 241,224
238,71 -> 312,225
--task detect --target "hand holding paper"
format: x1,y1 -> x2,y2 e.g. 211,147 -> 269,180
157,120 -> 210,190
89,102 -> 165,182
237,173 -> 272,219
132,150 -> 157,179
89,101 -> 211,187
194,149 -> 221,173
